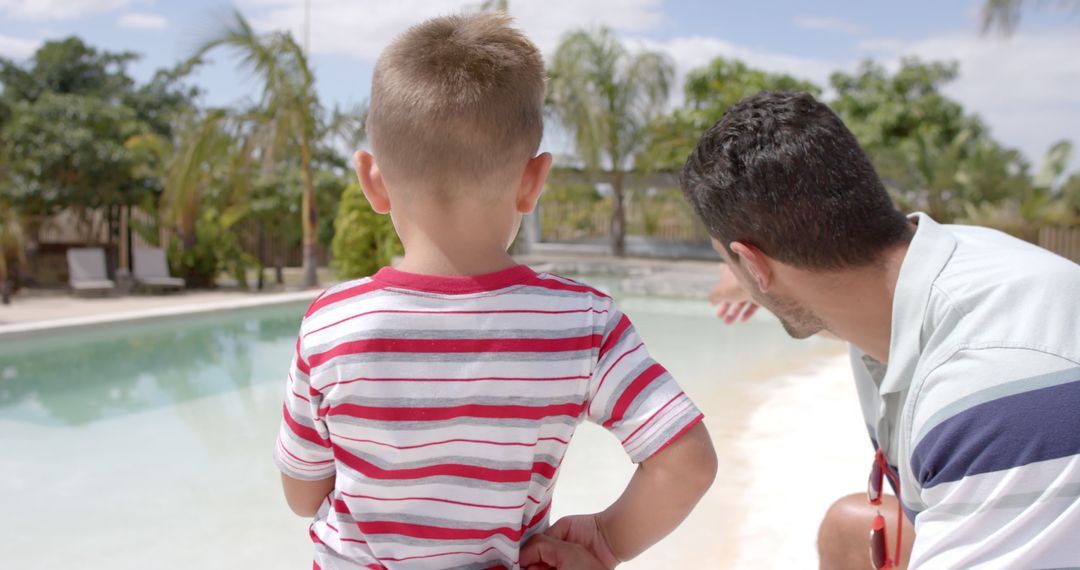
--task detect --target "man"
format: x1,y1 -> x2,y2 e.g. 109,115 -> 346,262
522,91 -> 1080,568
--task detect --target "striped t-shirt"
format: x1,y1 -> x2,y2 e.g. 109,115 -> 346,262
274,265 -> 703,570
852,214 -> 1080,568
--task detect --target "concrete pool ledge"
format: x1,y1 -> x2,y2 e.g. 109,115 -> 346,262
0,289 -> 321,339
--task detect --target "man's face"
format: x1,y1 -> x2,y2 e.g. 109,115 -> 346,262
712,238 -> 826,339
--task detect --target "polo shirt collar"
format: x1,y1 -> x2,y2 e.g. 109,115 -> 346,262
878,212 -> 957,395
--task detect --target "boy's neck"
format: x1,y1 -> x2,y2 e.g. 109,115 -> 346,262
396,248 -> 517,277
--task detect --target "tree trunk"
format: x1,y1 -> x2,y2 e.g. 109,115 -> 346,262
301,142 -> 318,288
0,257 -> 8,305
23,217 -> 42,286
256,221 -> 266,291
609,169 -> 626,257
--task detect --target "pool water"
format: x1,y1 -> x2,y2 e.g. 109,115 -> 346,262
0,293 -> 861,569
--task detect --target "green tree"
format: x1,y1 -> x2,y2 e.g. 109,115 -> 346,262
548,27 -> 673,256
331,183 -> 401,279
829,58 -> 1022,222
195,9 -> 322,288
642,57 -> 821,172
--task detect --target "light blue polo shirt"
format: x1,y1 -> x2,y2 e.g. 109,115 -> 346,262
851,213 -> 1080,568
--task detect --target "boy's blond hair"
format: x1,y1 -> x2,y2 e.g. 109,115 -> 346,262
368,12 -> 545,196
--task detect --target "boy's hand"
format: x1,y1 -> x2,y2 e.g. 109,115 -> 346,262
537,514 -> 619,569
520,534 -> 610,570
520,515 -> 618,569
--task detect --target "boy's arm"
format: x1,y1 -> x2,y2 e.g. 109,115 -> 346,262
596,421 -> 717,561
281,473 -> 336,517
529,422 -> 716,567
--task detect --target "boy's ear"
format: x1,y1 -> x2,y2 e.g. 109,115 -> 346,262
516,152 -> 552,214
354,150 -> 391,214
729,241 -> 774,293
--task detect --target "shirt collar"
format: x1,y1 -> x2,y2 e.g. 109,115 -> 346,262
878,212 -> 957,395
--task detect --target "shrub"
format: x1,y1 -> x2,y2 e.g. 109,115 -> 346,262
331,183 -> 402,279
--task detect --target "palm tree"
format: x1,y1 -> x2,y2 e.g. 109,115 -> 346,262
982,0 -> 1080,35
548,27 -> 673,256
0,205 -> 27,304
194,10 -> 322,288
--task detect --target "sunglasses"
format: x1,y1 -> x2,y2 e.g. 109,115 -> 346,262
868,448 -> 903,569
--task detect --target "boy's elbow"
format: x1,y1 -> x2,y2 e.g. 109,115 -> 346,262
281,473 -> 335,518
649,421 -> 717,494
286,496 -> 322,518
681,423 -> 718,494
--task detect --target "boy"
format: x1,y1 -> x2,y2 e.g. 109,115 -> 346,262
274,13 -> 717,569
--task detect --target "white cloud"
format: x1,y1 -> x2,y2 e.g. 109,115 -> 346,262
117,12 -> 167,30
0,0 -> 132,21
237,0 -> 664,61
856,28 -> 1080,166
0,33 -> 41,59
633,36 -> 847,108
793,16 -> 864,36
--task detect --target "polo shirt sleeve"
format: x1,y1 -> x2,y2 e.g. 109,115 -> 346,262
273,333 -> 336,481
584,306 -> 703,464
905,349 -> 1080,568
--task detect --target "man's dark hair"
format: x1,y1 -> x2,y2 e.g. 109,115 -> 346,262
680,91 -> 912,269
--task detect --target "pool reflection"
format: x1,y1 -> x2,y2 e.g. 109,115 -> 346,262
0,302 -> 306,426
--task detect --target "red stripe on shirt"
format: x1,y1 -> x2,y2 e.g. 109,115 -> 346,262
307,307 -> 611,337
326,401 -> 585,422
306,280 -> 384,317
598,314 -> 632,359
333,445 -> 557,483
620,391 -> 685,445
309,335 -> 601,369
587,343 -> 645,416
282,403 -> 330,448
339,491 -> 525,510
328,433 -> 571,450
278,439 -> 334,465
320,374 -> 589,389
379,546 -> 500,563
355,502 -> 550,542
295,337 -> 312,376
529,277 -> 610,298
603,363 -> 667,428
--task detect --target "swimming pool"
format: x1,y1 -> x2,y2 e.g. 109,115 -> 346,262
0,292 -> 861,569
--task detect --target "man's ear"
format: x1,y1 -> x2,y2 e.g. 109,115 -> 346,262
353,150 -> 391,214
516,152 -> 552,214
729,241 -> 774,293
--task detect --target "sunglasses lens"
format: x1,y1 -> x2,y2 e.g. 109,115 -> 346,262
870,514 -> 888,569
867,460 -> 883,503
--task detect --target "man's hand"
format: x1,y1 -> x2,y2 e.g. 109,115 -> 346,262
520,533 -> 612,570
708,263 -> 759,324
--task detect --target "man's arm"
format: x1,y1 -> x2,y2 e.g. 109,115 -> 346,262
904,355 -> 1080,567
281,474 -> 335,517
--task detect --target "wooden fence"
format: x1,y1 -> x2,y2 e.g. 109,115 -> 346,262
538,198 -> 711,244
1038,226 -> 1080,264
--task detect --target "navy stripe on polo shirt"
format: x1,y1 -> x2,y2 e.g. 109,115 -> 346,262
912,374 -> 1080,489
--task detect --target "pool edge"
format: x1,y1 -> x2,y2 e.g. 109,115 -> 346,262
0,290 -> 321,340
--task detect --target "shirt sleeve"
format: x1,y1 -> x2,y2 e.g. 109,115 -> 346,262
585,306 -> 703,463
273,334 -> 335,480
905,350 -> 1080,568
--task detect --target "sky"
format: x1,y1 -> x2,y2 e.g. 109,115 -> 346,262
1,0 -> 1078,172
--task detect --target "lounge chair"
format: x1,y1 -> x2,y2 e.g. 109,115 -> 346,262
133,247 -> 185,291
66,247 -> 116,295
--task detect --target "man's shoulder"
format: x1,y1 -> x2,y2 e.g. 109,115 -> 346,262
931,224 -> 1080,318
